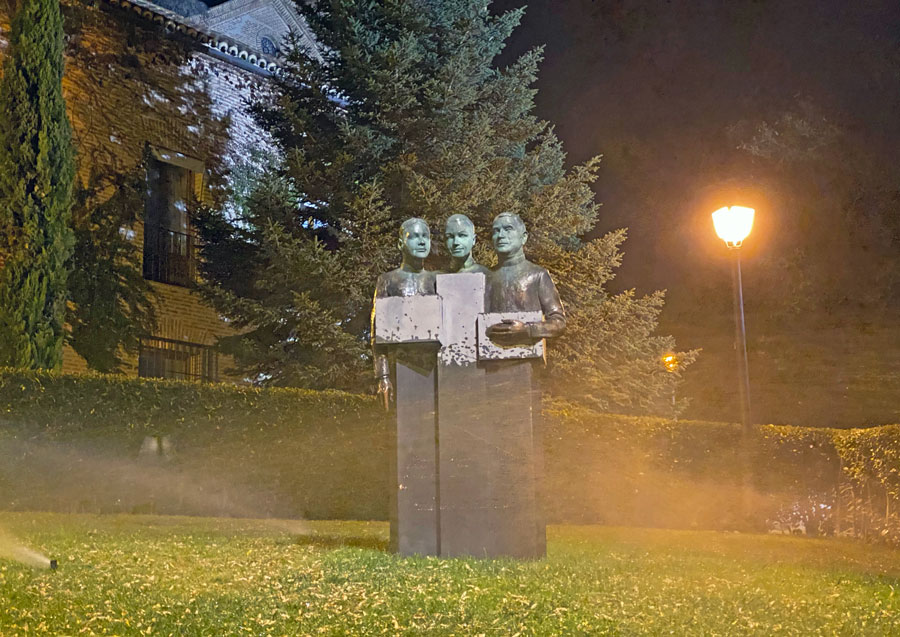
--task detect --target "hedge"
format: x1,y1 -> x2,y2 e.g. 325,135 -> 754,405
0,370 -> 897,541
0,370 -> 390,520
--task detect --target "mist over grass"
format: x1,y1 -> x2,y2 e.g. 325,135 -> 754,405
0,436 -> 312,523
1,513 -> 899,634
0,525 -> 50,569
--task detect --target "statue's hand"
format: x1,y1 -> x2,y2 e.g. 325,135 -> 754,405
377,376 -> 393,411
487,319 -> 531,344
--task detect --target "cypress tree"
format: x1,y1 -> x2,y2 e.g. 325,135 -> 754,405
196,0 -> 695,411
0,0 -> 75,369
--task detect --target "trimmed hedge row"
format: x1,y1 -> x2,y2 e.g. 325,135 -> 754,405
543,402 -> 840,532
0,371 -> 390,520
0,370 -> 897,539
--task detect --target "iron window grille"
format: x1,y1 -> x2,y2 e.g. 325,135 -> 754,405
143,154 -> 200,287
142,225 -> 197,287
138,337 -> 218,382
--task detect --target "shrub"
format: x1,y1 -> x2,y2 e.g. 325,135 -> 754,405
0,370 -> 897,542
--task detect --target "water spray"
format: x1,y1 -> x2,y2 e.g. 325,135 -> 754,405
0,525 -> 55,569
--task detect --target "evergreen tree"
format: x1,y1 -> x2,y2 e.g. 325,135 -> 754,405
0,0 -> 75,369
196,0 -> 695,411
67,168 -> 158,373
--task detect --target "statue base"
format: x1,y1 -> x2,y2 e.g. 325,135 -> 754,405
378,277 -> 547,560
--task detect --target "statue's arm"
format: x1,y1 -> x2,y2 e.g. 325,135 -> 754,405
371,276 -> 392,408
528,270 -> 566,338
371,275 -> 389,376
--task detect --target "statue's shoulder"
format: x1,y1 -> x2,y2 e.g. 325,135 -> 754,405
375,268 -> 402,296
522,258 -> 551,277
380,267 -> 405,281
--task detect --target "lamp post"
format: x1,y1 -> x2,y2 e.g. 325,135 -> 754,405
661,353 -> 679,421
712,206 -> 754,432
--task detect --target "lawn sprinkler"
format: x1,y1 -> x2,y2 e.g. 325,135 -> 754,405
49,559 -> 58,570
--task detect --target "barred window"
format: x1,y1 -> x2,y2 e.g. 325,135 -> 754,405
143,149 -> 203,287
138,337 -> 218,382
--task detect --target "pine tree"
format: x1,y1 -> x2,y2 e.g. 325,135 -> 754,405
196,0 -> 695,411
0,0 -> 75,369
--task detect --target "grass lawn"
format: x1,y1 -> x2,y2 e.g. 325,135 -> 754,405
1,513 -> 899,635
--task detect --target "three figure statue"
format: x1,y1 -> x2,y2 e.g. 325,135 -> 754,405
373,212 -> 566,404
372,212 -> 566,559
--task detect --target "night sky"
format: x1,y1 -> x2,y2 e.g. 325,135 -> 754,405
490,1 -> 900,310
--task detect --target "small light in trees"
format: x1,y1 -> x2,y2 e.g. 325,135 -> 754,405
662,353 -> 679,372
712,205 -> 755,248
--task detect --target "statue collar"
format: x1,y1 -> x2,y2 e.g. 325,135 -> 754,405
400,260 -> 426,273
497,252 -> 527,267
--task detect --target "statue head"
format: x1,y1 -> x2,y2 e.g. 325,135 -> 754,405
398,217 -> 431,261
491,212 -> 527,257
445,214 -> 476,260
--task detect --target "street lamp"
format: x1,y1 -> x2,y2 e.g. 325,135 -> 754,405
661,353 -> 679,420
712,206 -> 754,431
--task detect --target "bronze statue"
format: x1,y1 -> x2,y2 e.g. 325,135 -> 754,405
372,218 -> 437,407
485,212 -> 566,340
444,214 -> 490,274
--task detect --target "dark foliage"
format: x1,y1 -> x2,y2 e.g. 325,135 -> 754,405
195,0 -> 695,411
67,166 -> 158,373
0,0 -> 76,369
3,370 -> 900,541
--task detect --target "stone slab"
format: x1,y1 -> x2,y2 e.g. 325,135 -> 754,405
390,354 -> 439,556
478,360 -> 545,559
435,273 -> 490,557
476,312 -> 544,360
436,363 -> 489,557
436,273 -> 485,366
374,296 -> 442,344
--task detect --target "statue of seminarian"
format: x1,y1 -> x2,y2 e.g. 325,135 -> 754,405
481,212 -> 565,559
444,214 -> 490,274
485,212 -> 566,340
372,217 -> 437,407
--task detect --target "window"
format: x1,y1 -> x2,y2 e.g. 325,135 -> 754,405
138,337 -> 218,382
143,149 -> 203,287
260,36 -> 279,56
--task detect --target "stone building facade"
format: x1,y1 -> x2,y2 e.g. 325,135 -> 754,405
1,0 -> 315,382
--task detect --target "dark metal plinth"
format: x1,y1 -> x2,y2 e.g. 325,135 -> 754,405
437,362 -> 490,557
437,360 -> 545,559
389,350 -> 439,556
482,360 -> 545,559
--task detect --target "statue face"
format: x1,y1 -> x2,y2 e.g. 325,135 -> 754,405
445,218 -> 475,259
492,216 -> 527,255
399,220 -> 431,259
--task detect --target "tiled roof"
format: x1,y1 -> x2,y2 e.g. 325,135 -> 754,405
102,0 -> 284,74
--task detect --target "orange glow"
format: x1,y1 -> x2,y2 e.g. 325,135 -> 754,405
713,206 -> 756,248
662,353 -> 678,372
712,206 -> 755,248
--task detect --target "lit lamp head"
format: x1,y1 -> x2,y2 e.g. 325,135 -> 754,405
662,353 -> 678,373
712,206 -> 755,248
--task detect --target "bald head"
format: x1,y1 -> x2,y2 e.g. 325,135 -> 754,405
398,217 -> 431,260
491,212 -> 528,257
493,212 -> 526,232
399,217 -> 430,240
445,214 -> 476,260
445,214 -> 475,233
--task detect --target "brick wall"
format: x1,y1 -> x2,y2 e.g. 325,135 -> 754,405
2,1 -> 272,381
